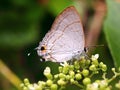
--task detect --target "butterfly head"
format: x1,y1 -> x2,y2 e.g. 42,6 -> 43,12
37,44 -> 53,61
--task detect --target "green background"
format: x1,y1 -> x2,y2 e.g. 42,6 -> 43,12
0,0 -> 120,89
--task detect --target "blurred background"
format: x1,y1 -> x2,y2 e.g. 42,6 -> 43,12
0,0 -> 120,90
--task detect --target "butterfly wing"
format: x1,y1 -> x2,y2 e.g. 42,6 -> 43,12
38,6 -> 85,62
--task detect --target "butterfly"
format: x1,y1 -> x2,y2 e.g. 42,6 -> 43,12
37,6 -> 85,62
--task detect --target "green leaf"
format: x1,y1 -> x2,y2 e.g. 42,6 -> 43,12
104,0 -> 120,68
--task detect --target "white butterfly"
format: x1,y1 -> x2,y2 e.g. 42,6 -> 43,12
37,6 -> 85,62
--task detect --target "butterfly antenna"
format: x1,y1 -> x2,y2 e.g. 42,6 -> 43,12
27,47 -> 39,56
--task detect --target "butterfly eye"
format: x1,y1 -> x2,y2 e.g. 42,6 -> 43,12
41,46 -> 45,51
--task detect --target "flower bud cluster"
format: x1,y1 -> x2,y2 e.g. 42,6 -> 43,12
20,54 -> 120,90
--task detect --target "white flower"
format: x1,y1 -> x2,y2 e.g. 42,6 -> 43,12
99,80 -> 108,88
44,67 -> 51,74
91,54 -> 99,60
87,83 -> 98,90
28,84 -> 35,90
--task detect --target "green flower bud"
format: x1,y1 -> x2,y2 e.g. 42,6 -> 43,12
59,66 -> 63,73
62,66 -> 69,74
80,59 -> 86,65
57,79 -> 66,86
76,70 -> 80,73
54,74 -> 59,79
23,86 -> 28,90
69,65 -> 74,70
51,84 -> 58,90
69,71 -> 75,77
95,80 -> 100,83
101,64 -> 107,72
74,61 -> 80,69
38,81 -> 46,87
65,75 -> 71,80
46,80 -> 53,86
44,67 -> 53,79
83,78 -> 91,85
86,60 -> 91,66
89,65 -> 96,71
82,69 -> 89,77
24,78 -> 30,86
112,68 -> 115,72
99,62 -> 104,68
20,83 -> 24,88
99,80 -> 108,89
46,74 -> 53,80
59,73 -> 65,79
92,59 -> 99,66
36,86 -> 42,90
70,78 -> 75,84
115,83 -> 120,89
75,73 -> 82,80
